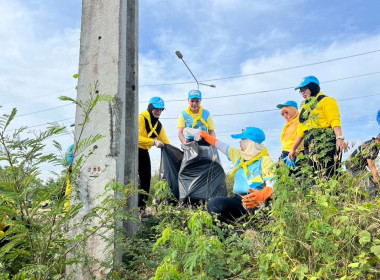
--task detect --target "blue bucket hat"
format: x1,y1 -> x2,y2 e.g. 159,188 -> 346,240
149,96 -> 165,109
231,127 -> 265,144
295,76 -> 320,90
377,109 -> 380,126
277,100 -> 298,109
188,89 -> 202,100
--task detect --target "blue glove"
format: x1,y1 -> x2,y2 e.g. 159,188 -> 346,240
282,156 -> 296,168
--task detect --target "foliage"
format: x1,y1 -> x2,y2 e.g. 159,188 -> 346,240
133,182 -> 267,279
0,82 -> 131,280
125,128 -> 380,279
225,172 -> 235,197
256,166 -> 380,279
1,82 -> 379,279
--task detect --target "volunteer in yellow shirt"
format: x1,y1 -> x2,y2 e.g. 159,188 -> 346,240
276,100 -> 304,160
177,89 -> 216,145
289,76 -> 348,177
139,97 -> 170,208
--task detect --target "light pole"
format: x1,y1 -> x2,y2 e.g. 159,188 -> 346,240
175,51 -> 216,90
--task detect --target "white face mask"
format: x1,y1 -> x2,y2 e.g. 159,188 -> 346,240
240,139 -> 265,160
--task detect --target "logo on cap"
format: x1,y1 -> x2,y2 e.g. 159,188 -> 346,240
190,91 -> 200,97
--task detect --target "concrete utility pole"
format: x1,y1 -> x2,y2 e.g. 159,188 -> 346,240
68,0 -> 139,278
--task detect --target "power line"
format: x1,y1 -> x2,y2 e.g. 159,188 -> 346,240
27,117 -> 75,129
12,93 -> 378,140
2,88 -> 74,106
166,120 -> 378,140
3,49 -> 379,118
5,117 -> 75,133
10,71 -> 380,118
14,104 -> 73,118
46,120 -> 371,141
47,117 -> 378,141
160,93 -> 380,120
338,93 -> 380,102
140,71 -> 380,103
140,49 -> 380,87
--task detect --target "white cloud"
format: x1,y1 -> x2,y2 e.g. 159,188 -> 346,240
1,0 -> 379,178
141,33 -> 380,169
0,0 -> 79,180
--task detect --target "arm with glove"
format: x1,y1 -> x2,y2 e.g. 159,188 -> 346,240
242,184 -> 274,209
199,130 -> 228,155
242,156 -> 276,209
153,139 -> 164,148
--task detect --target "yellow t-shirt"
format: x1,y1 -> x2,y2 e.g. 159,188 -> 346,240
281,116 -> 304,153
177,111 -> 215,130
297,92 -> 342,138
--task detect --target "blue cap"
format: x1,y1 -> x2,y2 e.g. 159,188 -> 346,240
63,144 -> 74,166
295,76 -> 320,90
277,100 -> 298,109
377,109 -> 380,126
188,89 -> 202,100
231,127 -> 265,144
149,96 -> 165,109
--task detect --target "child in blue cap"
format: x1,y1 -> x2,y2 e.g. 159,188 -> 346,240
200,127 -> 275,223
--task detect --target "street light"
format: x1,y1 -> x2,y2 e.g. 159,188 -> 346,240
175,51 -> 216,90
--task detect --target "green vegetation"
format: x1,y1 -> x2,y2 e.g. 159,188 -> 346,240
1,92 -> 379,279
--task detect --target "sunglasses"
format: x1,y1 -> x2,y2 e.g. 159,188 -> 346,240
281,111 -> 290,116
299,87 -> 308,94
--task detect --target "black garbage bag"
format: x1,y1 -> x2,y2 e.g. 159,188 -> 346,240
178,141 -> 227,203
160,144 -> 184,201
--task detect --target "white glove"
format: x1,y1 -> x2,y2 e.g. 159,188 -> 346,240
154,139 -> 164,148
183,127 -> 202,141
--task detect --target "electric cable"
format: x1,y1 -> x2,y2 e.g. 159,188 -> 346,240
27,117 -> 75,129
140,49 -> 380,87
2,89 -> 74,106
14,104 -> 73,118
160,93 -> 380,120
8,72 -> 380,117
141,71 -> 380,102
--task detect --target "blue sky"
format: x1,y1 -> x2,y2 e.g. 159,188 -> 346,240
1,0 -> 379,179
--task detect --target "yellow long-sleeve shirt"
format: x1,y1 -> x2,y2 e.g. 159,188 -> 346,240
139,112 -> 170,150
297,92 -> 342,138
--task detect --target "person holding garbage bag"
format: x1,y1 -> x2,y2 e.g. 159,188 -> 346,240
288,76 -> 348,177
199,127 -> 275,224
177,89 -> 216,145
138,97 -> 170,208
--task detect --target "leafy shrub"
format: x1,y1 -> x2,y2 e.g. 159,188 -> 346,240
257,165 -> 380,279
0,83 -> 141,279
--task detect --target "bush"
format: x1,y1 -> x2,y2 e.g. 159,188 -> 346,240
0,83 -> 141,279
257,165 -> 380,279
